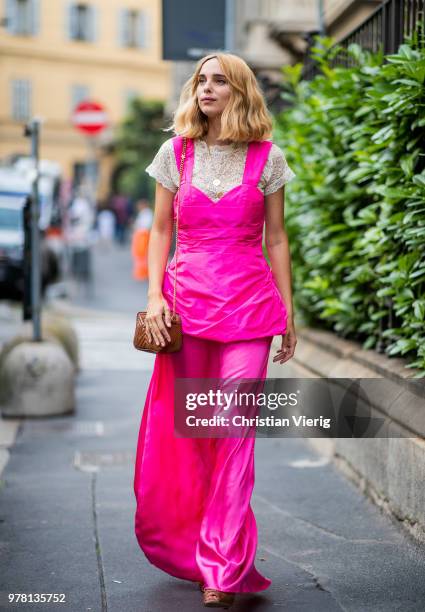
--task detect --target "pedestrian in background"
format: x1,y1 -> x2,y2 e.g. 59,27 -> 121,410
133,53 -> 297,609
66,186 -> 94,286
96,203 -> 116,250
110,191 -> 130,245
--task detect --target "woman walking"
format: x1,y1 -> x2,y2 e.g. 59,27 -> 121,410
133,52 -> 297,609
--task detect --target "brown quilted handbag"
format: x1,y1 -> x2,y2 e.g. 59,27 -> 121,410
133,136 -> 187,353
133,311 -> 183,354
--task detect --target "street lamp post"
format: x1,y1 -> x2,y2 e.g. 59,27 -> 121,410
24,118 -> 42,342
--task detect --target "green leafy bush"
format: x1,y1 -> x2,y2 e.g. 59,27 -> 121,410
274,33 -> 425,375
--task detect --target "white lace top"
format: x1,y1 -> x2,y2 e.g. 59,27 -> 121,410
145,137 -> 296,202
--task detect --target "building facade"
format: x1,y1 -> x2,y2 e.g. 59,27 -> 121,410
1,1 -> 384,192
167,1 -> 383,116
0,0 -> 171,193
237,0 -> 383,96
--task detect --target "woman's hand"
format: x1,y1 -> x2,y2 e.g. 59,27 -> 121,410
145,292 -> 172,347
273,317 -> 297,365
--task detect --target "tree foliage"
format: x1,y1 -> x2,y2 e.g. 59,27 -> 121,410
114,98 -> 170,201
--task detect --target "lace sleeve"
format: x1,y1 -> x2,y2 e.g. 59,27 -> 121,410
145,138 -> 180,193
262,144 -> 296,195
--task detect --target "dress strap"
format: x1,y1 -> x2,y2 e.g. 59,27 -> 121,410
242,140 -> 273,187
172,136 -> 194,184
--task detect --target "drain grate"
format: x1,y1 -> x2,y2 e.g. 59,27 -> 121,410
74,450 -> 135,472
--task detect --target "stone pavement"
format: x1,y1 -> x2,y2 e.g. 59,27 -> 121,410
1,243 -> 424,611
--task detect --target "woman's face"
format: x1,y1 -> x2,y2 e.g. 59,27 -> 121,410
196,57 -> 231,118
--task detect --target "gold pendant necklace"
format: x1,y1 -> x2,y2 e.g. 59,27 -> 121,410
204,141 -> 238,199
205,143 -> 222,189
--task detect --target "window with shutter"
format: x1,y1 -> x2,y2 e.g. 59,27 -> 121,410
8,0 -> 32,35
118,7 -> 149,49
5,0 -> 17,34
76,4 -> 89,40
137,10 -> 146,48
11,79 -> 31,121
117,8 -> 127,46
29,0 -> 40,35
127,9 -> 138,47
68,3 -> 92,41
88,4 -> 98,42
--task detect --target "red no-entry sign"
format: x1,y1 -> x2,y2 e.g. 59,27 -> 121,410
72,100 -> 108,135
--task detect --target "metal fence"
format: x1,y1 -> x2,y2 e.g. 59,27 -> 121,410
302,0 -> 425,80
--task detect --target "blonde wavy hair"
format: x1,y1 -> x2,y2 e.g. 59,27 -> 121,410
166,53 -> 273,143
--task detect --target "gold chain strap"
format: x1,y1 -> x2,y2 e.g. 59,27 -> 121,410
173,136 -> 187,317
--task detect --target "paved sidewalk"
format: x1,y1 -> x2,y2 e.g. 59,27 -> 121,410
1,303 -> 424,611
1,244 -> 424,611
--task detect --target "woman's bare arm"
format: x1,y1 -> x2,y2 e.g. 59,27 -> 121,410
144,182 -> 175,346
264,186 -> 293,319
264,186 -> 297,363
147,182 -> 175,298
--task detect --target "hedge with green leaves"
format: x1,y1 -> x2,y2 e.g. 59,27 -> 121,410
274,34 -> 425,375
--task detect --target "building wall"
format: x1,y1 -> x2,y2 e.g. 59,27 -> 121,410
0,0 -> 171,188
233,0 -> 383,70
236,0 -> 318,69
324,0 -> 383,41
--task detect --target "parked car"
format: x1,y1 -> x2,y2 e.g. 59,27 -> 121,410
0,168 -> 60,300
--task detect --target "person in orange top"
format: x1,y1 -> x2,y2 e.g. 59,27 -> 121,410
131,199 -> 154,280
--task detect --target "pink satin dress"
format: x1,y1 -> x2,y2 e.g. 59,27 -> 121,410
162,136 -> 288,340
133,136 -> 288,593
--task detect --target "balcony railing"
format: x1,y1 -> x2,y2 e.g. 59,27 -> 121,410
302,0 -> 425,80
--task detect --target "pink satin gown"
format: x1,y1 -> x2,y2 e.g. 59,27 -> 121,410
133,136 -> 288,593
